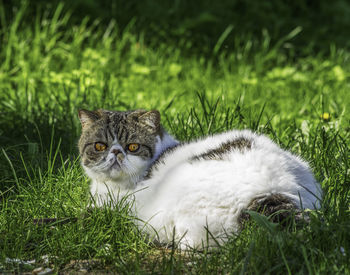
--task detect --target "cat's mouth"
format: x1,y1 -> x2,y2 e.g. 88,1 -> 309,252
110,160 -> 121,170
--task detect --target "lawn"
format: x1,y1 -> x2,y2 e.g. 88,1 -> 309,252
0,1 -> 349,274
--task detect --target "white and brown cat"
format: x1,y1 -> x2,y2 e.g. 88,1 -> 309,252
78,109 -> 322,249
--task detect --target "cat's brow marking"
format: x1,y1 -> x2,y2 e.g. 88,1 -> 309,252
105,116 -> 111,142
117,126 -> 123,141
191,137 -> 252,161
108,126 -> 114,139
124,129 -> 129,141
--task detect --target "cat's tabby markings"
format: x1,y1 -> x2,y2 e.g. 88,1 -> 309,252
191,137 -> 252,161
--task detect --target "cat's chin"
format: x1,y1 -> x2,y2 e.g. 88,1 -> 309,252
109,168 -> 125,179
83,165 -> 125,183
108,162 -> 130,180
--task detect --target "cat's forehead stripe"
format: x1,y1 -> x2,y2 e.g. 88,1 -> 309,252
117,125 -> 125,141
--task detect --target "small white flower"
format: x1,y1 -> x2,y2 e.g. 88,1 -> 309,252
340,246 -> 346,256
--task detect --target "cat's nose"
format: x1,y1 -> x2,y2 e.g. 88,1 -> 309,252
111,148 -> 125,162
111,149 -> 122,156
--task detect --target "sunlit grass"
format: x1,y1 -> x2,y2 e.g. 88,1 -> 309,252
0,2 -> 349,274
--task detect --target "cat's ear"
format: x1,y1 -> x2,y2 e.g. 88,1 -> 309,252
129,110 -> 160,133
78,109 -> 100,129
139,110 -> 160,132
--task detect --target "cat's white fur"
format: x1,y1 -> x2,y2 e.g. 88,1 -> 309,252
86,130 -> 322,249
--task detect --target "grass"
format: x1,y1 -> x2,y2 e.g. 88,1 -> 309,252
0,2 -> 350,274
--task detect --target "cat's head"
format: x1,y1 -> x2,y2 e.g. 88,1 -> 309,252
78,109 -> 162,185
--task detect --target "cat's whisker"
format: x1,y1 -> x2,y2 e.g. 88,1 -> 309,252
93,161 -> 112,172
120,161 -> 141,183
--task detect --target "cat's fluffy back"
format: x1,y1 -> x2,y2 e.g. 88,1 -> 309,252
146,129 -> 317,192
142,129 -> 321,208
135,130 -> 322,247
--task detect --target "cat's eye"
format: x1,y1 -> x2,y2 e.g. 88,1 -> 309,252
128,143 -> 139,152
95,142 -> 107,151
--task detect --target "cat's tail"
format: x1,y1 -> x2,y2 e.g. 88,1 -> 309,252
239,193 -> 313,226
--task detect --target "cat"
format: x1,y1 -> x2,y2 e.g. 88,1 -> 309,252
78,109 -> 322,249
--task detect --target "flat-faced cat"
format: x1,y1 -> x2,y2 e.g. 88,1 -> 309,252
78,109 -> 322,249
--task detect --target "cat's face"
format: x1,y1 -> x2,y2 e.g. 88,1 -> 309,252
78,109 -> 161,183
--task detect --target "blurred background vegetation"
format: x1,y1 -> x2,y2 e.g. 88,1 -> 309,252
3,0 -> 350,55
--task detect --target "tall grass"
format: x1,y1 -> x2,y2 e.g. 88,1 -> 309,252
0,2 -> 349,273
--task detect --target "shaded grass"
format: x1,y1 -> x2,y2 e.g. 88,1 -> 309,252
0,2 -> 350,274
5,0 -> 350,54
